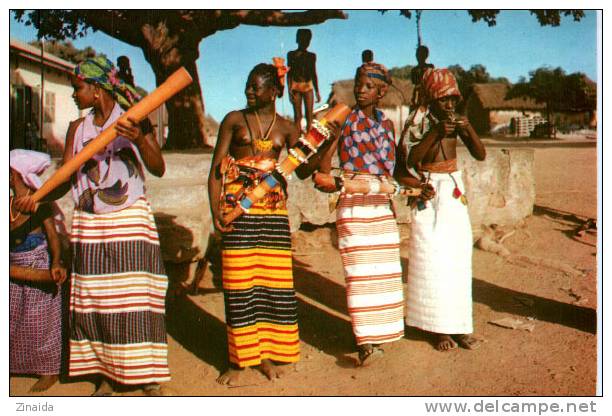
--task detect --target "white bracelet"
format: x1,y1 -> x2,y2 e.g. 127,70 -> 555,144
369,181 -> 381,194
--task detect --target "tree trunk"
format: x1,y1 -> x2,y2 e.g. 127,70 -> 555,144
139,21 -> 212,149
162,61 -> 211,149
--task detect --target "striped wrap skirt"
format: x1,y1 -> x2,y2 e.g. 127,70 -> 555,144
68,197 -> 170,385
336,174 -> 405,346
221,171 -> 299,368
10,237 -> 62,375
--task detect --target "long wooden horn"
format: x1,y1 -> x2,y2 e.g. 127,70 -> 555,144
31,67 -> 193,202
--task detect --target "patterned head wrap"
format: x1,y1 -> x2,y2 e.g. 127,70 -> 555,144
356,62 -> 392,88
421,68 -> 462,103
10,149 -> 50,190
74,56 -> 141,110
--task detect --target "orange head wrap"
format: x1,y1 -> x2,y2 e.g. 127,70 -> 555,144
421,68 -> 462,103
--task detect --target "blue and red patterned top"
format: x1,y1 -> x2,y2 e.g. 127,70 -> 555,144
338,107 -> 395,176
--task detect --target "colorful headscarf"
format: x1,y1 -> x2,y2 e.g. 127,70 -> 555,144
10,149 -> 67,234
74,56 -> 141,110
10,149 -> 51,190
356,62 -> 392,88
421,68 -> 462,103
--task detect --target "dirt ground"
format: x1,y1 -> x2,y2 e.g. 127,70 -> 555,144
9,138 -> 598,397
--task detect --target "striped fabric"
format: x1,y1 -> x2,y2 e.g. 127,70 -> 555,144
68,197 -> 170,384
336,174 -> 405,345
406,171 -> 473,334
10,238 -> 62,375
221,178 -> 299,368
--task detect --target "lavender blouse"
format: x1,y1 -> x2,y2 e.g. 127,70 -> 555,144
71,103 -> 145,213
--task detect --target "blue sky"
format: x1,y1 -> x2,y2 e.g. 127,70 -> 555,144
10,10 -> 598,122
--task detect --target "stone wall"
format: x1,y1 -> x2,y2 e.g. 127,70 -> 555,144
44,147 -> 534,277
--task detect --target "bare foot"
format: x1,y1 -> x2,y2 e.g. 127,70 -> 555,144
29,375 -> 58,392
143,383 -> 165,396
358,344 -> 384,367
436,334 -> 458,351
216,367 -> 243,386
92,379 -> 115,396
259,359 -> 284,380
454,334 -> 485,350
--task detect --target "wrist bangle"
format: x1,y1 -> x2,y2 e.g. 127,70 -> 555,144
369,181 -> 381,194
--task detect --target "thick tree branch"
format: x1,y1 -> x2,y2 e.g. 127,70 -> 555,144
220,9 -> 346,28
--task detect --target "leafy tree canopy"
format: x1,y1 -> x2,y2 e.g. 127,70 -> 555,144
380,9 -> 585,27
389,63 -> 509,98
507,67 -> 596,112
28,39 -> 103,64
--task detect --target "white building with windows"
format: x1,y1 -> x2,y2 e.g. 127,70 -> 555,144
10,38 -> 80,156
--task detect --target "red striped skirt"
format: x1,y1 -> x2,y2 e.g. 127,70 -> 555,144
68,197 -> 170,384
336,175 -> 405,345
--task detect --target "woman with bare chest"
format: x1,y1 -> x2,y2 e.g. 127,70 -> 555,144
208,63 -> 307,386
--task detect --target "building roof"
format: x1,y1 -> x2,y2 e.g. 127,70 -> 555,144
470,83 -> 546,111
327,77 -> 414,108
10,38 -> 75,74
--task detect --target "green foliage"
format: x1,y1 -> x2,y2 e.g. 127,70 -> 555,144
389,63 -> 509,98
13,10 -> 94,40
28,39 -> 104,64
389,64 -> 414,80
381,9 -> 585,27
507,67 -> 596,113
448,64 -> 510,97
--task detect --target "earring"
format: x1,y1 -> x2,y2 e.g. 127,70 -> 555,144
94,93 -> 100,100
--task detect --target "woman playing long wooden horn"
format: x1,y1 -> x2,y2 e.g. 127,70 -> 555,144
12,56 -> 183,396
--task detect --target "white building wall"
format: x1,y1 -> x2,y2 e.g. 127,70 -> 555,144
10,59 -> 80,153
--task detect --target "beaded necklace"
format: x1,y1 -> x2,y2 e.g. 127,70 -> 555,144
248,109 -> 277,153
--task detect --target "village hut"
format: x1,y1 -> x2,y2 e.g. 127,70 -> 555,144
465,83 -> 545,136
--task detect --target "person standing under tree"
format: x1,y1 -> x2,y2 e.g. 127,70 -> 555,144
287,28 -> 321,132
117,55 -> 135,87
410,45 -> 435,108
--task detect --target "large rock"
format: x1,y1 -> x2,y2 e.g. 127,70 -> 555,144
459,147 -> 535,226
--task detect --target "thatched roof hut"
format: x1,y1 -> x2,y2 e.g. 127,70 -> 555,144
327,77 -> 414,108
466,83 -> 545,136
469,83 -> 545,111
